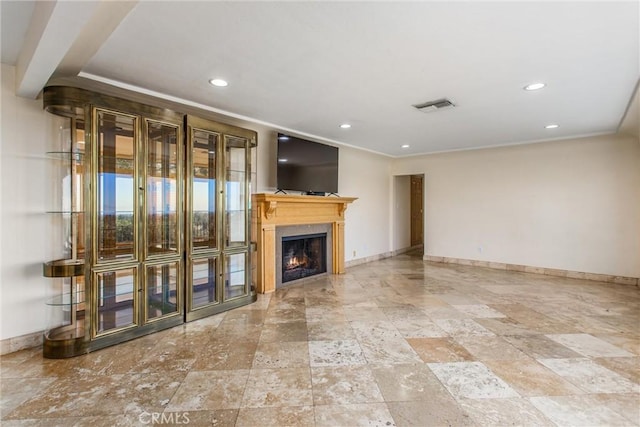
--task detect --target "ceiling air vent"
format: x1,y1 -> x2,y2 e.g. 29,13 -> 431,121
413,98 -> 455,113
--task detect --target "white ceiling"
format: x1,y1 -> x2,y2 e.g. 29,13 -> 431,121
2,1 -> 638,157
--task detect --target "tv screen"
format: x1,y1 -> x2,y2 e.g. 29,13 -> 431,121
277,133 -> 339,194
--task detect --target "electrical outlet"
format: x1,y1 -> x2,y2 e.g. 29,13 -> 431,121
352,250 -> 356,257
478,246 -> 483,253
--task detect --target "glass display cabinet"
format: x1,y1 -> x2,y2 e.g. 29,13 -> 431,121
42,87 -> 256,358
43,104 -> 86,358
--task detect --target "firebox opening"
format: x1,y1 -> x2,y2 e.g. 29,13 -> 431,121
281,233 -> 327,284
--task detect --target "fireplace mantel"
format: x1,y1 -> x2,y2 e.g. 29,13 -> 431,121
252,193 -> 357,293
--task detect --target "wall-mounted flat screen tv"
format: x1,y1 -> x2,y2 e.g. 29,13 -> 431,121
277,133 -> 339,195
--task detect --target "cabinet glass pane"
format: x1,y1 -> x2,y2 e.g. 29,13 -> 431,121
192,130 -> 218,251
75,123 -> 86,259
147,122 -> 179,256
96,268 -> 136,334
225,253 -> 247,300
225,137 -> 247,247
191,257 -> 217,308
97,111 -> 136,261
146,262 -> 179,320
45,276 -> 85,341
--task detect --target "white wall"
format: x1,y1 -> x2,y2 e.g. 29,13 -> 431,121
393,134 -> 640,278
392,175 -> 411,251
338,146 -> 392,261
1,64 -> 53,340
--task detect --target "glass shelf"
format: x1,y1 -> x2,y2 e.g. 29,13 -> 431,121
46,151 -> 84,162
46,292 -> 85,307
46,323 -> 85,341
46,210 -> 84,215
98,289 -> 136,299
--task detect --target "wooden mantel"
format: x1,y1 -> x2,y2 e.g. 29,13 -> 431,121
252,193 -> 357,293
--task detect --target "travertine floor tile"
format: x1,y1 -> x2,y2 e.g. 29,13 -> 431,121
371,363 -> 447,402
474,317 -> 537,336
308,340 -> 367,367
530,395 -> 637,426
6,374 -> 127,418
434,319 -> 496,338
259,321 -> 308,343
265,308 -> 306,324
252,341 -> 310,369
459,397 -> 555,426
236,405 -> 314,426
344,306 -> 389,322
390,317 -> 447,338
538,358 -> 640,394
428,361 -> 520,399
454,336 -> 528,361
192,339 -> 258,371
311,365 -> 384,405
314,403 -> 396,427
241,368 -> 312,408
165,369 -> 249,411
307,321 -> 356,341
423,305 -> 469,320
305,306 -> 347,323
584,393 -> 640,425
166,409 -> 238,427
350,320 -> 402,341
595,357 -> 640,384
436,293 -> 482,305
379,305 -> 427,322
386,398 -> 475,427
594,333 -> 640,356
546,333 -> 635,357
358,337 -> 423,364
406,337 -> 475,363
0,377 -> 56,418
452,304 -> 507,318
502,334 -> 583,359
484,358 -> 583,397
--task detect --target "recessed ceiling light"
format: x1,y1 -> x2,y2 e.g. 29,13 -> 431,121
524,82 -> 546,91
278,135 -> 289,141
401,144 -> 410,148
209,78 -> 228,87
339,123 -> 351,129
545,124 -> 559,129
278,158 -> 288,163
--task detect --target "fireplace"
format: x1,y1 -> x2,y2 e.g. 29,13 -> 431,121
253,194 -> 356,293
282,233 -> 327,284
275,223 -> 333,288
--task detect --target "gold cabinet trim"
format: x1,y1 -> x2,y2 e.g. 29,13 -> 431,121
43,259 -> 85,278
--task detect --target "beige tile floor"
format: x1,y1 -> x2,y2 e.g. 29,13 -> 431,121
1,252 -> 639,426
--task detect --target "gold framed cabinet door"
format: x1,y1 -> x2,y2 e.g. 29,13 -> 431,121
185,116 -> 256,322
87,96 -> 185,348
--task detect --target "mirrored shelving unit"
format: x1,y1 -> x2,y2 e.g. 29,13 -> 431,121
42,86 -> 257,358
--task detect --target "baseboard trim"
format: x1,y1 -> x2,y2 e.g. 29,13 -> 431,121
1,331 -> 43,355
424,255 -> 639,286
346,251 -> 393,268
345,245 -> 422,269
